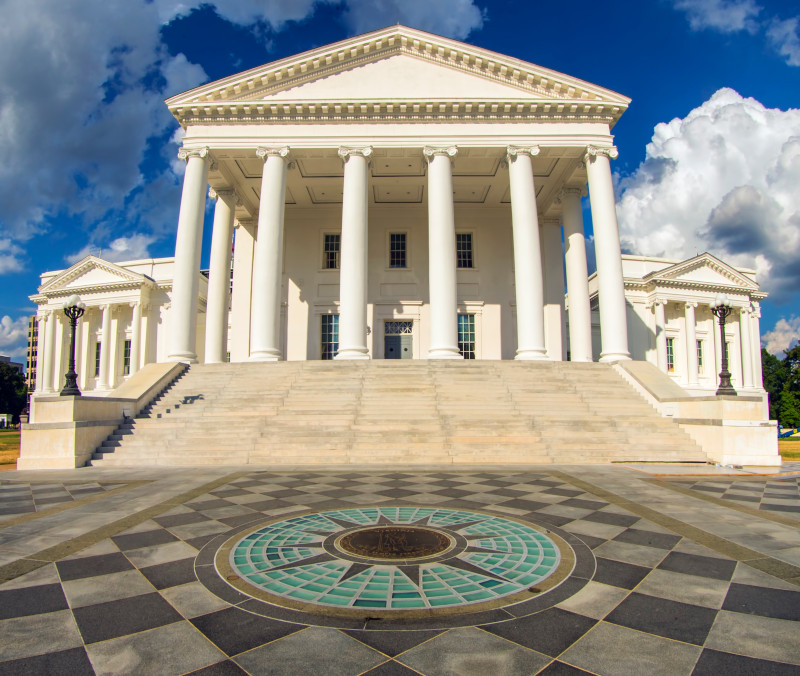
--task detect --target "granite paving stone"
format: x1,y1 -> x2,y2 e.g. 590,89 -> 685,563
72,592 -> 183,644
692,648 -> 800,675
62,568 -> 156,608
704,611 -> 800,665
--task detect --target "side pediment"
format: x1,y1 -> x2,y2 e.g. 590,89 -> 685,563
166,25 -> 630,127
38,256 -> 153,295
646,253 -> 759,290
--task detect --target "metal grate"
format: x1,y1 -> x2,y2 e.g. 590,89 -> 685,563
385,321 -> 413,335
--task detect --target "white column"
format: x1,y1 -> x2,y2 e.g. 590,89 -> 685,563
205,188 -> 236,364
424,146 -> 462,359
560,188 -> 592,362
335,146 -> 372,360
740,308 -> 754,388
130,301 -> 142,376
507,146 -> 548,360
585,146 -> 630,361
34,313 -> 47,393
685,302 -> 699,385
751,302 -> 764,387
168,147 -> 210,363
52,314 -> 65,392
230,223 -> 256,362
541,218 -> 565,361
98,304 -> 112,390
250,147 -> 289,361
40,312 -> 55,393
139,304 -> 151,368
654,300 -> 668,372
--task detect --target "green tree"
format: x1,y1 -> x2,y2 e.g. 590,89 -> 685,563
779,390 -> 800,429
761,348 -> 788,421
0,362 -> 27,425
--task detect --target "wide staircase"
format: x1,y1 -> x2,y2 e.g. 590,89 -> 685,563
89,361 -> 709,467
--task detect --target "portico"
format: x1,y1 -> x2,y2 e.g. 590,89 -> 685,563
164,25 -> 632,366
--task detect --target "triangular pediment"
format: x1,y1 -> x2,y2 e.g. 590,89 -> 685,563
38,256 -> 152,295
646,253 -> 759,290
166,25 -> 629,127
261,53 -> 528,101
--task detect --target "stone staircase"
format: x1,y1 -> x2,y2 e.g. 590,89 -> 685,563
89,361 -> 709,467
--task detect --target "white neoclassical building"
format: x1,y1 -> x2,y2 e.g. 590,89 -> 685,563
156,24 -> 633,368
590,254 -> 766,395
28,26 -> 766,397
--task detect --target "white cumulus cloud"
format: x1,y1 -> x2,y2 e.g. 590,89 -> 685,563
673,0 -> 761,33
616,88 -> 800,303
762,316 -> 800,355
67,234 -> 156,266
0,315 -> 30,361
767,17 -> 800,67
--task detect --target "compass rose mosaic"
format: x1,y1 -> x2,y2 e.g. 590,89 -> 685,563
222,507 -> 569,612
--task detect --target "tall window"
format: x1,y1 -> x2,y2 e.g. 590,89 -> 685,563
323,234 -> 340,269
456,233 -> 473,268
321,315 -> 339,360
697,340 -> 704,373
389,233 -> 407,268
666,337 -> 675,372
123,339 -> 132,376
458,315 -> 476,359
94,342 -> 101,377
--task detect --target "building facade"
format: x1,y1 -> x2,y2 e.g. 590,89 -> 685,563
163,25 -> 632,368
590,254 -> 766,395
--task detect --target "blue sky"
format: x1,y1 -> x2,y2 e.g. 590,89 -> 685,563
1,0 -> 799,361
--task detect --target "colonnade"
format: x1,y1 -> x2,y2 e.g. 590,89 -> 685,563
34,302 -> 148,394
169,143 -> 632,364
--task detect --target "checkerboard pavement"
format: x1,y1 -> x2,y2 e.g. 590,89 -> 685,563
1,467 -> 800,675
0,481 -> 127,520
671,476 -> 800,517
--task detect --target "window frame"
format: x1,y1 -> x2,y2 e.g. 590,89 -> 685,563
666,337 -> 675,373
320,314 -> 339,360
321,232 -> 341,271
387,231 -> 409,270
457,314 -> 476,360
455,231 -> 475,269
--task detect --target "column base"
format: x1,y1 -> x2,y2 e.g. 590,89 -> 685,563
334,349 -> 370,360
167,352 -> 198,364
515,349 -> 549,361
249,350 -> 281,362
427,348 -> 463,359
600,352 -> 631,363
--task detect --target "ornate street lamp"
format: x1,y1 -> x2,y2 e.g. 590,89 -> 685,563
711,293 -> 737,397
60,294 -> 86,396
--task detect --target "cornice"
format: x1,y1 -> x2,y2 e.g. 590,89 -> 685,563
170,98 -> 625,127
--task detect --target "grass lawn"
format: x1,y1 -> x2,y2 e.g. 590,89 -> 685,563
0,430 -> 20,466
779,436 -> 800,461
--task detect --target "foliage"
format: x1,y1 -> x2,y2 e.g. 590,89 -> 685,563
0,362 -> 27,424
763,345 -> 800,427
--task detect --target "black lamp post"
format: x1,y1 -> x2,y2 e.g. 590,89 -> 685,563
60,294 -> 86,396
711,293 -> 737,397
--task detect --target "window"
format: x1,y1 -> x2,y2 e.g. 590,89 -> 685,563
697,340 -> 704,373
321,315 -> 339,360
666,337 -> 675,372
123,339 -> 132,376
323,233 -> 340,269
389,233 -> 407,268
94,342 -> 101,377
456,233 -> 473,268
458,315 -> 476,359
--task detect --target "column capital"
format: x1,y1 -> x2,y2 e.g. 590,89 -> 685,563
557,186 -> 587,203
208,187 -> 239,205
685,301 -> 698,309
423,146 -> 458,161
177,146 -> 210,162
506,145 -> 540,162
338,146 -> 373,162
256,146 -> 290,161
583,145 -> 619,165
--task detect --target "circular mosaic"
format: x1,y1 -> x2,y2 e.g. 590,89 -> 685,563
224,507 -> 567,612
